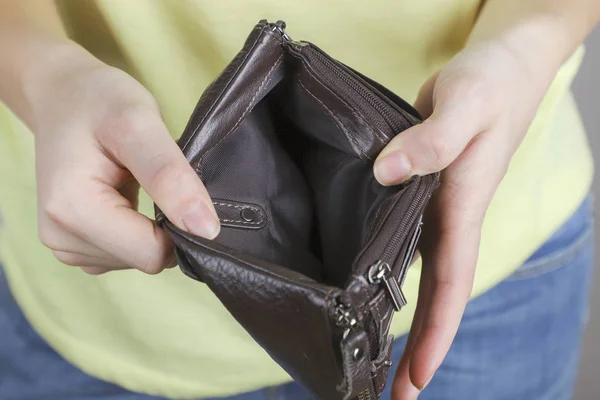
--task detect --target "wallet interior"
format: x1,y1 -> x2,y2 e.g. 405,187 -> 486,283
195,47 -> 419,289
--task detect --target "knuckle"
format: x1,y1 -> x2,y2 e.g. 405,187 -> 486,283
426,135 -> 453,170
134,238 -> 172,275
147,162 -> 187,193
136,255 -> 165,275
96,106 -> 160,154
41,192 -> 72,227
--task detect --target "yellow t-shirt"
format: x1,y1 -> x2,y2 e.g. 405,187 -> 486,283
0,1 -> 593,398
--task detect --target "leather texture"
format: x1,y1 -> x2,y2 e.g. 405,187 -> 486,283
156,20 -> 439,400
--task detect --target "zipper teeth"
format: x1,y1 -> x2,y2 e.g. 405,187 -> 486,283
300,41 -> 432,271
380,179 -> 424,264
304,46 -> 402,132
358,388 -> 371,400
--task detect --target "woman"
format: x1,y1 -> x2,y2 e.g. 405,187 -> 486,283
0,1 -> 597,399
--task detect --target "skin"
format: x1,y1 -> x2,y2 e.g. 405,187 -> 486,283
0,1 -> 598,399
374,1 -> 600,398
0,1 -> 221,275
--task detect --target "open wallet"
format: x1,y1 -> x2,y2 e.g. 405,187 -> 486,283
155,20 -> 440,400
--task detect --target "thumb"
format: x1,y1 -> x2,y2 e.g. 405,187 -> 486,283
374,73 -> 488,186
101,107 -> 220,239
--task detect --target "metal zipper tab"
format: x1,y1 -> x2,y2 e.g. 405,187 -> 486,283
366,215 -> 423,311
367,260 -> 406,311
267,20 -> 291,41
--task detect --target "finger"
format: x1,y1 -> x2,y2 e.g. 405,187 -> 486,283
86,198 -> 175,273
407,213 -> 480,391
85,203 -> 174,274
38,214 -> 123,259
50,182 -> 176,274
392,267 -> 434,400
99,107 -> 220,239
43,213 -> 175,272
52,250 -> 130,269
374,73 -> 494,186
405,136 -> 503,390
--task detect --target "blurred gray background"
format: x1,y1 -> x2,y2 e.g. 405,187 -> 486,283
573,26 -> 599,400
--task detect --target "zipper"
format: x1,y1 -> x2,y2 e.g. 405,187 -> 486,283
271,16 -> 435,312
265,20 -> 435,399
357,389 -> 372,400
365,177 -> 430,311
300,46 -> 401,133
367,260 -> 406,311
268,19 -> 409,137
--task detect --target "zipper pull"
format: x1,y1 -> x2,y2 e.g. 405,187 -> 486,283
267,20 -> 291,41
367,216 -> 423,312
367,260 -> 406,311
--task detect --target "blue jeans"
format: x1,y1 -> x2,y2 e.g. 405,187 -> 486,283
0,197 -> 594,400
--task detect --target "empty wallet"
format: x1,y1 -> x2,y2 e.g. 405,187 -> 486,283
156,20 -> 439,400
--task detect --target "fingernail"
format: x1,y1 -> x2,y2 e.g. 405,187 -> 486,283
182,202 -> 221,239
418,376 -> 432,391
374,152 -> 411,185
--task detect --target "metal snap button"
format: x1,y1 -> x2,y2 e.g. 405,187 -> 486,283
240,208 -> 256,222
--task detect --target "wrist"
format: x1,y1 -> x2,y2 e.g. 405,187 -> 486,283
468,14 -> 577,90
0,28 -> 98,129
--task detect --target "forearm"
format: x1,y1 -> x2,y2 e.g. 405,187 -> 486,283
469,0 -> 600,85
0,0 -> 80,126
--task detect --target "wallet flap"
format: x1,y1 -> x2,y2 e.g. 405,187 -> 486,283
165,221 -> 347,399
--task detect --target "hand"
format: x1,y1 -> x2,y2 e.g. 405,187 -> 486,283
28,45 -> 220,274
374,39 -> 551,398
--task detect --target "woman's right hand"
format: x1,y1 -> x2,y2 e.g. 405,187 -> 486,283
26,44 -> 220,275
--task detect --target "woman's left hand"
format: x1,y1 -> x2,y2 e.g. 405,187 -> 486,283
374,33 -> 558,399
378,0 -> 600,394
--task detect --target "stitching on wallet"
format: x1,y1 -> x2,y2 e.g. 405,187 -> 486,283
299,58 -> 389,144
220,219 -> 263,225
181,26 -> 266,154
296,78 -> 372,162
212,201 -> 265,225
195,53 -> 285,173
212,201 -> 260,212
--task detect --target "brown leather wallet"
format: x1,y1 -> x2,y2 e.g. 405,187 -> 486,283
156,20 -> 439,400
